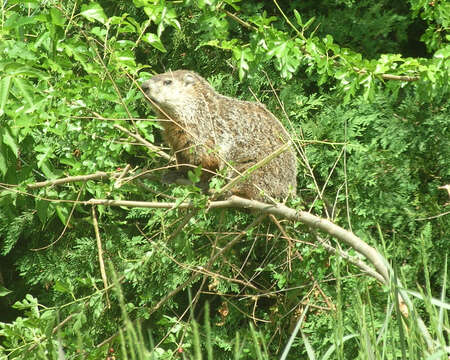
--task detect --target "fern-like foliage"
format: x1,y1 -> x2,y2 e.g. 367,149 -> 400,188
0,211 -> 35,256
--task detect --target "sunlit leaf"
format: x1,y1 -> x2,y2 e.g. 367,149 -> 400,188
0,76 -> 11,116
80,2 -> 107,24
142,33 -> 167,52
1,127 -> 19,158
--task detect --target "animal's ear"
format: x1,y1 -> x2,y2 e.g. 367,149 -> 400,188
183,73 -> 196,86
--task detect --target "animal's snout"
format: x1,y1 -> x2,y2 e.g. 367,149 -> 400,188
141,80 -> 151,92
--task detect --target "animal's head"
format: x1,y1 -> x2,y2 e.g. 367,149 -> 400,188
142,70 -> 208,116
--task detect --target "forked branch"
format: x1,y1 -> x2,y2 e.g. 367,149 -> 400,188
85,195 -> 389,282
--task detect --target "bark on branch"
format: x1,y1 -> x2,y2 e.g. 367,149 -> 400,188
84,195 -> 435,348
27,172 -> 112,189
85,195 -> 389,282
113,124 -> 172,161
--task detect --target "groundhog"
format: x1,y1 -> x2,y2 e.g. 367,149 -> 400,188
141,70 -> 297,201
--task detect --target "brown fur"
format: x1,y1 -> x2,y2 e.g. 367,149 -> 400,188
142,70 -> 297,201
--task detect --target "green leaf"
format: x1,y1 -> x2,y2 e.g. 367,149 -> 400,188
1,127 -> 19,158
35,144 -> 54,168
54,281 -> 72,294
237,49 -> 250,80
0,145 -> 7,177
293,9 -> 302,26
36,199 -> 49,224
13,77 -> 33,106
0,76 -> 12,116
115,51 -> 136,67
50,8 -> 65,26
80,2 -> 107,25
3,13 -> 37,30
434,45 -> 450,59
303,16 -> 316,31
55,204 -> 69,225
196,0 -> 206,9
142,33 -> 167,52
267,41 -> 288,58
324,34 -> 334,46
0,285 -> 12,297
39,161 -> 57,179
3,63 -> 48,79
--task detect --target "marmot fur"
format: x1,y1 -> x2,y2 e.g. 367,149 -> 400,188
142,70 -> 297,201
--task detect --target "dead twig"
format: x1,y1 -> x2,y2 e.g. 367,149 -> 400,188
27,172 -> 112,189
113,123 -> 172,161
84,196 -> 389,282
92,206 -> 110,308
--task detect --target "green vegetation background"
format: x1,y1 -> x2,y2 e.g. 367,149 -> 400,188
0,0 -> 448,358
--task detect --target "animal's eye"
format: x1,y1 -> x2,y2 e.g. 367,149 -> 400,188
163,80 -> 172,85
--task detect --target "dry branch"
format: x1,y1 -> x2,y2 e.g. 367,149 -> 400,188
86,195 -> 435,348
113,123 -> 172,161
85,196 -> 389,282
92,206 -> 110,308
27,172 -> 112,189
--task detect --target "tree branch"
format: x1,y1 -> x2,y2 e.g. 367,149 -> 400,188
84,196 -> 389,282
380,73 -> 419,82
113,123 -> 172,161
27,172 -> 112,189
85,195 -> 436,348
27,171 -> 112,189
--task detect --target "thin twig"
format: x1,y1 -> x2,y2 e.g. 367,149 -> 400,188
113,123 -> 172,161
224,10 -> 257,31
269,215 -> 293,272
27,172 -> 112,189
31,185 -> 84,251
114,164 -> 132,189
96,215 -> 267,348
92,206 -> 110,308
314,235 -> 385,283
84,196 -> 389,282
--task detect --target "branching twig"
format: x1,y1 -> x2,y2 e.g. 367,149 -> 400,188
27,172 -> 112,189
31,185 -> 85,251
85,196 -> 389,282
95,214 -> 267,348
113,123 -> 172,161
114,164 -> 132,189
314,235 -> 385,283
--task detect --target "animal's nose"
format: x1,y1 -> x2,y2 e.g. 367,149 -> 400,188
141,80 -> 151,91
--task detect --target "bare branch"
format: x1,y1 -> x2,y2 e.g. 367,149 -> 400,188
92,206 -> 110,308
27,172 -> 112,189
114,164 -> 132,189
84,196 -> 389,282
380,73 -> 420,81
113,123 -> 172,161
314,235 -> 385,283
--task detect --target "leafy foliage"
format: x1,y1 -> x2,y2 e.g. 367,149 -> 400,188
0,0 -> 449,358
